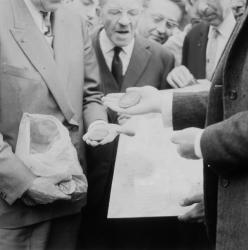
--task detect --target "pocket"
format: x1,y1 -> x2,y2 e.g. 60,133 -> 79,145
1,63 -> 41,82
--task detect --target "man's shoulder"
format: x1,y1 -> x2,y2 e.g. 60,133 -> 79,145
135,35 -> 174,60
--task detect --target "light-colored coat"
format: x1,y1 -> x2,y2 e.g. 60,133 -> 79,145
0,0 -> 107,228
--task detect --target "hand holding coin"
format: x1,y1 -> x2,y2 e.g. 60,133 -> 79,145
103,86 -> 163,115
83,122 -> 135,147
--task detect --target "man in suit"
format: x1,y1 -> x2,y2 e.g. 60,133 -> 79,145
103,6 -> 248,249
167,0 -> 236,88
0,0 -> 126,249
80,0 -> 176,249
81,1 -> 211,250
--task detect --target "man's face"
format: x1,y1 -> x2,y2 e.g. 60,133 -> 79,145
231,0 -> 246,19
99,0 -> 143,47
138,0 -> 183,44
196,0 -> 230,26
80,0 -> 99,28
31,0 -> 63,11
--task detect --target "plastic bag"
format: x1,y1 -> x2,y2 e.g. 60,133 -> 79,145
15,113 -> 87,199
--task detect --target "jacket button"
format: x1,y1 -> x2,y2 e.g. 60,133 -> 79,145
228,90 -> 238,100
221,178 -> 230,188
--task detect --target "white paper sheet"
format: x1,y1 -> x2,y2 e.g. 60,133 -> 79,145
108,114 -> 203,218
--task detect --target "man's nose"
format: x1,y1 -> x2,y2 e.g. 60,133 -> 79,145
118,13 -> 131,26
156,21 -> 167,34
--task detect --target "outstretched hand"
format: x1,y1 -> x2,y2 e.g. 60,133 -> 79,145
102,86 -> 163,115
83,122 -> 135,147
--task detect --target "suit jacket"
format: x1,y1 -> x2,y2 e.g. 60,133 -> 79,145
182,22 -> 209,79
86,30 -> 174,211
173,9 -> 248,250
0,0 -> 107,228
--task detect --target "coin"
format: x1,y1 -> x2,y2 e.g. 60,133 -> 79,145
88,128 -> 109,141
59,180 -> 76,195
119,92 -> 141,109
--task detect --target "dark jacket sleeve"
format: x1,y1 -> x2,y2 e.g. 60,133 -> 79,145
172,91 -> 208,130
201,111 -> 248,175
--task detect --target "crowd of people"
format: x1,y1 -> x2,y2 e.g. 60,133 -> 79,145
0,0 -> 247,249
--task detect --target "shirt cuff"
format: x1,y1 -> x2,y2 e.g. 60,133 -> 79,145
194,130 -> 204,159
88,120 -> 107,131
161,92 -> 173,127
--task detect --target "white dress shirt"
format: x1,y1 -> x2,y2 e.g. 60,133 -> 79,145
24,0 -> 53,46
206,12 -> 236,78
99,29 -> 135,76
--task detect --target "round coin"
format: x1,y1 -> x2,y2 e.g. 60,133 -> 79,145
119,92 -> 141,109
88,128 -> 109,141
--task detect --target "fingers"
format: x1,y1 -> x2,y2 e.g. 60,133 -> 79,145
167,66 -> 195,88
180,193 -> 203,206
178,203 -> 204,223
48,173 -> 72,184
116,125 -> 136,137
171,130 -> 184,144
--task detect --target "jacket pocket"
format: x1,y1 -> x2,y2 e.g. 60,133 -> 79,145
1,63 -> 41,82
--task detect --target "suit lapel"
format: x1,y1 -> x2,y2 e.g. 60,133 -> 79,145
121,36 -> 151,91
93,30 -> 120,93
10,0 -> 74,122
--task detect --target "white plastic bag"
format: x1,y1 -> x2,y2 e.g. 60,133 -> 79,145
15,113 -> 87,198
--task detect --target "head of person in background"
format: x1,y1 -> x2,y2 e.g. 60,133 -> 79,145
184,0 -> 202,25
79,0 -> 99,28
97,0 -> 143,47
195,0 -> 233,27
231,0 -> 246,20
138,0 -> 185,44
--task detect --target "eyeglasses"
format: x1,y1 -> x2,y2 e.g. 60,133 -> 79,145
152,15 -> 179,29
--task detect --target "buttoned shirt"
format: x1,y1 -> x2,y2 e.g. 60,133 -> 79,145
99,29 -> 135,76
206,12 -> 236,72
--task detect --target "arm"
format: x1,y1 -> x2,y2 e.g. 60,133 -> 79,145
0,134 -> 36,205
160,49 -> 175,90
172,91 -> 209,130
81,21 -> 108,130
201,111 -> 248,174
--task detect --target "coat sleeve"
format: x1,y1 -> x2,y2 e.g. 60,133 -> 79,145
160,49 -> 175,90
0,134 -> 36,205
81,21 -> 108,130
201,111 -> 248,175
172,91 -> 208,130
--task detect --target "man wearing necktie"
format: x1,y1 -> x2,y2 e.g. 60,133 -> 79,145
79,0 -> 210,250
166,0 -> 236,88
0,0 -> 127,249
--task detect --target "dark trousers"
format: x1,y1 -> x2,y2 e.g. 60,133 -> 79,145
0,213 -> 81,250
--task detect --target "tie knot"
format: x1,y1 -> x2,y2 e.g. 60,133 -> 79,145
113,46 -> 122,56
40,11 -> 49,18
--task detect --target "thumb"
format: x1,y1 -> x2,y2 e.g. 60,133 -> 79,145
116,125 -> 135,137
171,131 -> 182,144
48,173 -> 72,185
180,193 -> 203,206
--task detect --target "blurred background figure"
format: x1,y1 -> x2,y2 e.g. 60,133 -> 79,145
138,0 -> 185,45
231,0 -> 247,20
66,0 -> 100,30
167,0 -> 236,89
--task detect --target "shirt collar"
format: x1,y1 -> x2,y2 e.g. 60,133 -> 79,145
99,29 -> 135,55
209,11 -> 236,39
